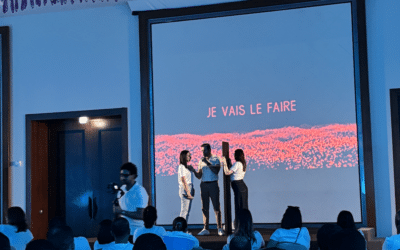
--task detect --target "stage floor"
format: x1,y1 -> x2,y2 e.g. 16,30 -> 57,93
188,228 -> 320,250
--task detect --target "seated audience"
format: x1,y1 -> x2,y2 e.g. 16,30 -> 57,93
266,206 -> 310,250
329,228 -> 365,250
94,219 -> 115,250
316,224 -> 342,250
47,225 -> 75,250
102,217 -> 133,250
26,239 -> 57,250
133,233 -> 167,250
163,217 -> 200,250
0,207 -> 33,250
48,217 -> 90,250
382,209 -> 400,250
133,206 -> 167,242
229,236 -> 252,250
223,209 -> 265,250
336,210 -> 367,249
0,232 -> 11,250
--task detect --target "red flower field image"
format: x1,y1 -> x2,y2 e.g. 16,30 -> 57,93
155,124 -> 358,176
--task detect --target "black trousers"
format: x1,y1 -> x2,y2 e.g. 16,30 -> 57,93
200,181 -> 222,229
231,180 -> 248,224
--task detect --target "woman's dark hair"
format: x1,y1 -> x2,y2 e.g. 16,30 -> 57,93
133,233 -> 166,250
97,219 -> 114,244
234,209 -> 256,243
7,207 -> 28,232
395,210 -> 400,234
0,232 -> 10,250
281,206 -> 302,229
229,235 -> 252,250
179,150 -> 190,168
172,217 -> 187,232
143,206 -> 157,229
26,239 -> 56,250
337,210 -> 356,230
234,149 -> 247,172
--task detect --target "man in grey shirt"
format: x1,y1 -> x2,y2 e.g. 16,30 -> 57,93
188,143 -> 224,236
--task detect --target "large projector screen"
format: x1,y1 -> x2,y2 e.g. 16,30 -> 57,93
148,1 -> 365,225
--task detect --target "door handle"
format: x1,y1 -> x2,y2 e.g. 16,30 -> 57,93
93,197 -> 98,220
88,197 -> 93,219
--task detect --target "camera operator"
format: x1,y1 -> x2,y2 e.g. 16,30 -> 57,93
113,162 -> 149,236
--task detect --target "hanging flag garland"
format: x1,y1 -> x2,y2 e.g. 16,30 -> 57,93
2,0 -> 118,13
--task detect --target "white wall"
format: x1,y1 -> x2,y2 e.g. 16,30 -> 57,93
0,4 -> 142,210
366,0 -> 400,237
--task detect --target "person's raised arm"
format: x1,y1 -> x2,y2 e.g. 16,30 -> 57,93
222,157 -> 234,175
204,157 -> 220,175
188,163 -> 202,179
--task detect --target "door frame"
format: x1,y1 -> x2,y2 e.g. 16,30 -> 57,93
26,108 -> 128,238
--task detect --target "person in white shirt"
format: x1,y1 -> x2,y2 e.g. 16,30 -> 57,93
0,207 -> 33,250
188,143 -> 224,236
163,217 -> 201,250
383,210 -> 400,250
222,209 -> 265,250
336,210 -> 367,250
113,162 -> 149,236
222,149 -> 249,228
102,218 -> 133,250
178,150 -> 195,223
93,219 -> 115,250
133,206 -> 167,242
47,217 -> 91,250
47,225 -> 75,250
266,206 -> 310,250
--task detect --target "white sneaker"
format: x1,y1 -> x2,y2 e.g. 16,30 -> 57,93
198,229 -> 210,236
218,228 -> 225,236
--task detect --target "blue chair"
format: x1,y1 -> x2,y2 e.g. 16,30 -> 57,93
162,234 -> 198,250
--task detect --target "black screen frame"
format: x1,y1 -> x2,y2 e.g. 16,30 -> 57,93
137,0 -> 374,228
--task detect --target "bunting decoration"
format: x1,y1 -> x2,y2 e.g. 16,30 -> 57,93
2,0 -> 118,13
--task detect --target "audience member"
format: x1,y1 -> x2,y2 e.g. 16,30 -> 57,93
133,206 -> 167,242
316,224 -> 342,250
47,225 -> 75,250
25,239 -> 57,250
94,219 -> 115,250
336,210 -> 367,249
266,206 -> 310,250
329,228 -> 365,250
48,217 -> 91,250
163,217 -> 200,250
229,235 -> 252,250
223,209 -> 265,250
133,233 -> 167,250
0,232 -> 11,250
0,207 -> 33,250
103,217 -> 133,250
382,209 -> 400,250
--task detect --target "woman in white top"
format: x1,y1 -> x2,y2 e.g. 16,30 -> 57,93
133,206 -> 167,242
222,209 -> 265,250
163,217 -> 201,250
383,210 -> 400,250
267,206 -> 310,250
222,149 -> 248,227
178,150 -> 195,222
0,207 -> 34,250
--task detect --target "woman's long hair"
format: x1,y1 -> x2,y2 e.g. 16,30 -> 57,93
234,149 -> 247,172
7,207 -> 28,232
337,210 -> 356,230
234,209 -> 256,243
143,206 -> 157,229
172,217 -> 187,232
281,206 -> 302,229
395,210 -> 400,234
180,150 -> 190,169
